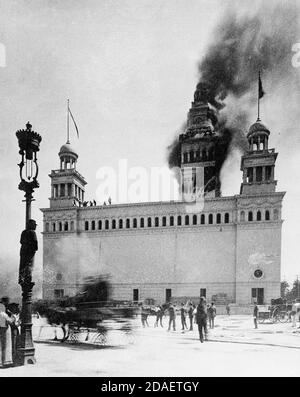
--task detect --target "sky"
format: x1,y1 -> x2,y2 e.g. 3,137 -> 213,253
0,0 -> 299,299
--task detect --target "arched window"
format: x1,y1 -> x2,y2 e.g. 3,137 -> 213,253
265,210 -> 270,221
52,223 -> 56,232
185,215 -> 190,225
170,216 -> 174,226
266,166 -> 272,181
98,220 -> 102,230
193,215 -> 197,225
91,220 -> 95,230
183,153 -> 188,163
248,211 -> 253,222
177,215 -> 182,226
274,209 -> 279,221
257,211 -> 261,221
133,218 -> 137,228
112,219 -> 116,229
70,221 -> 74,231
140,218 -> 144,228
126,219 -> 130,228
45,223 -> 49,232
209,214 -> 213,224
105,219 -> 109,230
119,219 -> 123,229
256,167 -> 262,182
201,214 -> 205,225
216,213 -> 221,224
148,217 -> 152,227
240,211 -> 245,222
155,217 -> 159,227
64,221 -> 69,231
162,216 -> 166,227
225,213 -> 229,224
247,168 -> 253,183
84,221 -> 89,231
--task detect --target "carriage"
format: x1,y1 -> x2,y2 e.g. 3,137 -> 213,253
33,277 -> 138,345
257,298 -> 292,324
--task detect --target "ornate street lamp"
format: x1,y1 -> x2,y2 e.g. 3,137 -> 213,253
16,122 -> 42,365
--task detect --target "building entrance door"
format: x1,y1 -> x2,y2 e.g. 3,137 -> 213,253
133,289 -> 139,302
200,288 -> 206,298
166,289 -> 172,303
252,288 -> 264,304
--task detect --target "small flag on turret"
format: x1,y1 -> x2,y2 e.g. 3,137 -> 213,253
68,103 -> 79,138
258,71 -> 265,99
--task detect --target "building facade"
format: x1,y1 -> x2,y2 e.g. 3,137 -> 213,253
41,84 -> 285,305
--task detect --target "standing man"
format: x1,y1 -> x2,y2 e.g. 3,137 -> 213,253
253,301 -> 259,329
195,297 -> 208,343
208,302 -> 217,329
0,303 -> 13,367
188,303 -> 195,331
158,305 -> 164,328
291,299 -> 300,328
167,303 -> 176,331
180,303 -> 188,331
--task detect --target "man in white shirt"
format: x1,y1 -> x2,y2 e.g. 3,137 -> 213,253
0,303 -> 13,367
291,299 -> 300,328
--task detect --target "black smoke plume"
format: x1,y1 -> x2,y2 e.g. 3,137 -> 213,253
168,2 -> 299,189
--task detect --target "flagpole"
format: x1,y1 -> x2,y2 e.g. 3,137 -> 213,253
257,71 -> 260,122
67,99 -> 70,143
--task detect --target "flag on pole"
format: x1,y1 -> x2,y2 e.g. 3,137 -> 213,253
258,71 -> 265,99
68,103 -> 79,138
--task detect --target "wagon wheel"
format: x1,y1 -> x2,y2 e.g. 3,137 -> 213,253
68,328 -> 81,343
278,312 -> 289,323
93,332 -> 107,345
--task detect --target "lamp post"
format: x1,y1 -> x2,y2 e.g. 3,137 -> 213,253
16,122 -> 42,365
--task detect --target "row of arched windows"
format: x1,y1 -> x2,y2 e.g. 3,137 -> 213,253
240,209 -> 279,222
45,208 -> 280,232
45,221 -> 75,232
83,212 -> 231,231
182,147 -> 215,164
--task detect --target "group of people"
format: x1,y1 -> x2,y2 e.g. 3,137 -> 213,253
0,297 -> 20,368
74,197 -> 113,207
141,297 -> 217,343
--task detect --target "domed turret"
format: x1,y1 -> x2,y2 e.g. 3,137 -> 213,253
247,119 -> 270,152
59,141 -> 78,170
59,142 -> 78,158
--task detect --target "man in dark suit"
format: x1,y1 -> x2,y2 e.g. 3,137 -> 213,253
195,297 -> 208,342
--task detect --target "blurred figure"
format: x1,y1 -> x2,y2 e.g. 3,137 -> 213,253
154,305 -> 164,328
208,302 -> 217,329
188,303 -> 195,331
167,303 -> 176,331
253,301 -> 259,329
141,306 -> 149,328
180,303 -> 188,331
226,303 -> 230,316
195,297 -> 208,343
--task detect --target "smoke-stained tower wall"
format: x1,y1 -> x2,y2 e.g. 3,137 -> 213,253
179,83 -> 232,199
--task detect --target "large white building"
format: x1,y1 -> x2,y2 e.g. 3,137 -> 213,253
41,84 -> 285,305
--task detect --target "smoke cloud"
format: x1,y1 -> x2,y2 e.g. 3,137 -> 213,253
167,1 -> 300,190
